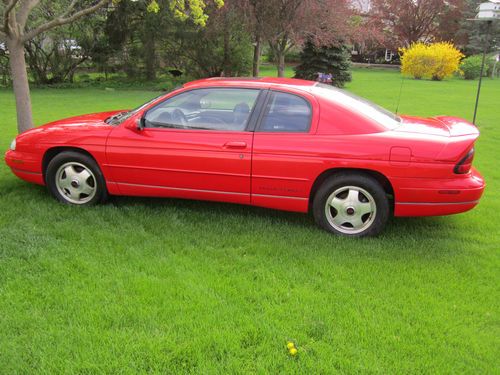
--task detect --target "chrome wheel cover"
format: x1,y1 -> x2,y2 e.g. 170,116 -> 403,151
55,162 -> 97,204
325,185 -> 377,235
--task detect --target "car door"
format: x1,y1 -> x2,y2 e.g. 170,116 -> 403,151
105,87 -> 264,204
251,89 -> 320,212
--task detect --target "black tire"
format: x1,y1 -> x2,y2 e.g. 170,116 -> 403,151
312,173 -> 389,237
45,151 -> 108,206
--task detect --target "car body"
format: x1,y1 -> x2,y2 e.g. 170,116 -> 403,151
5,77 -> 485,236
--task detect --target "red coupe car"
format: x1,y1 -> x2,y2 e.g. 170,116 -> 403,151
5,77 -> 485,237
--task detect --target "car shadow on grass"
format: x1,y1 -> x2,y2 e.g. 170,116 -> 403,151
108,196 -> 457,243
115,195 -> 477,260
2,180 -> 468,259
7,180 -> 455,241
109,194 -> 314,227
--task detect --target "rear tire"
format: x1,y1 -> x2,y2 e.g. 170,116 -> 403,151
313,173 -> 389,237
45,151 -> 108,206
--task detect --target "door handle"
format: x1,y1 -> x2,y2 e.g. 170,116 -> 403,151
224,141 -> 247,149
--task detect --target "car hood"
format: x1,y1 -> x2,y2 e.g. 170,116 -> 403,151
396,115 -> 479,137
16,110 -> 127,145
40,110 -> 127,129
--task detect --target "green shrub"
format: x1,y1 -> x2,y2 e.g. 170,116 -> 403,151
78,74 -> 91,83
460,55 -> 483,80
294,40 -> 352,88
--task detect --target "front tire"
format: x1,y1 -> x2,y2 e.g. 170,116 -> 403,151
45,151 -> 108,206
313,173 -> 389,237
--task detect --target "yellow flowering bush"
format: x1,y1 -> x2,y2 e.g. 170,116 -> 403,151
400,42 -> 464,81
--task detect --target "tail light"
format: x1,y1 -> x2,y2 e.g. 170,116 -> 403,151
454,148 -> 474,174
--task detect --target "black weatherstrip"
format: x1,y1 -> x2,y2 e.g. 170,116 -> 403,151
246,89 -> 270,132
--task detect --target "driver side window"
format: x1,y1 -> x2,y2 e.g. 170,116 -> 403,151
144,88 -> 260,131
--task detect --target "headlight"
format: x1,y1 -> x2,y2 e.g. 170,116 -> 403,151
10,139 -> 16,151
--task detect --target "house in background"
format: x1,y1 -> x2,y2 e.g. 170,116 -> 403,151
350,0 -> 397,64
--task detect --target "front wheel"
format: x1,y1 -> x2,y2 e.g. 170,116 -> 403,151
45,151 -> 108,206
313,173 -> 389,237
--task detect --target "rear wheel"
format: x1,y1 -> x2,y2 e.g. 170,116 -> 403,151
45,151 -> 108,205
313,173 -> 389,237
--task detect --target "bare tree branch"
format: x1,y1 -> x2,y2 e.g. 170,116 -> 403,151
3,0 -> 21,35
16,0 -> 40,29
59,0 -> 79,19
22,0 -> 110,42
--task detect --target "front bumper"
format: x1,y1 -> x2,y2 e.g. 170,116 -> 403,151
5,149 -> 44,185
392,168 -> 485,217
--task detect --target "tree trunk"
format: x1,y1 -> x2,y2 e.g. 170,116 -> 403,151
6,38 -> 34,133
252,35 -> 261,77
144,33 -> 156,81
277,52 -> 285,77
222,16 -> 231,77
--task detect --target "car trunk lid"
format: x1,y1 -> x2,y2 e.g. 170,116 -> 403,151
396,115 -> 479,137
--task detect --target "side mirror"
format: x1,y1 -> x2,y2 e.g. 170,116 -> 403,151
125,117 -> 145,131
137,117 -> 146,130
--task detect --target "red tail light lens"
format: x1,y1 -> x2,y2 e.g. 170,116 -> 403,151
454,148 -> 474,174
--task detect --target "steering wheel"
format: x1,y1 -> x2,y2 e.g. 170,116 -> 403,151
172,109 -> 188,129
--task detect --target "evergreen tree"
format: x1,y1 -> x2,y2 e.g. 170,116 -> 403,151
294,40 -> 352,87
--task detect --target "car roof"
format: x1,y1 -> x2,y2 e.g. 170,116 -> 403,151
182,77 -> 317,90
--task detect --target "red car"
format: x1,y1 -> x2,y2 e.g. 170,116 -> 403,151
5,77 -> 485,237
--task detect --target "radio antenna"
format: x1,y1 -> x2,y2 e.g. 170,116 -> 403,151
395,72 -> 405,115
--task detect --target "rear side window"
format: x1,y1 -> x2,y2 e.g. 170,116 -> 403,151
258,91 -> 311,132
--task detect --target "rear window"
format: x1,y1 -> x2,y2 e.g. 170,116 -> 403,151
258,91 -> 311,132
315,83 -> 401,129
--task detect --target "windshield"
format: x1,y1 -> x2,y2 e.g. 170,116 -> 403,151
314,83 -> 401,129
105,93 -> 168,125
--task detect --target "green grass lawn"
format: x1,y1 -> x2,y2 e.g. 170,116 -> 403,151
0,69 -> 499,373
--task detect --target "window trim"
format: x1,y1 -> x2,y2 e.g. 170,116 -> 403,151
142,87 -> 266,132
254,89 -> 313,133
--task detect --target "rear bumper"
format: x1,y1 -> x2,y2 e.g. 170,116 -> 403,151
393,168 -> 485,217
5,149 -> 44,185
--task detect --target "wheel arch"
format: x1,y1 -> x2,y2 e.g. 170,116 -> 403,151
308,168 -> 395,212
42,146 -> 99,181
